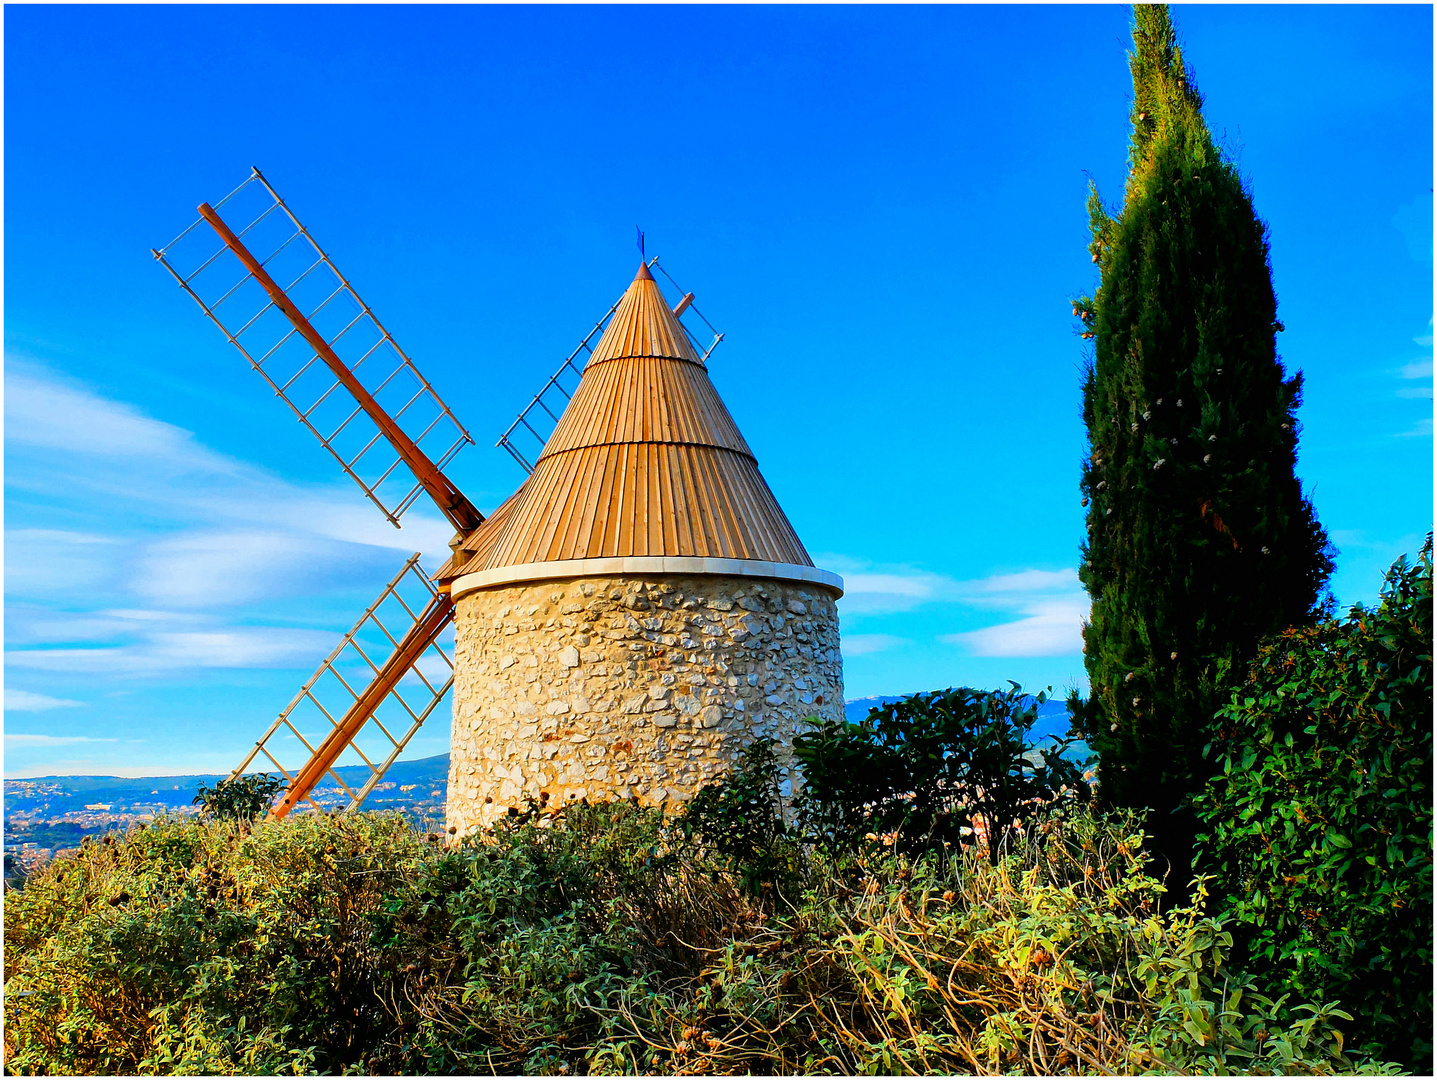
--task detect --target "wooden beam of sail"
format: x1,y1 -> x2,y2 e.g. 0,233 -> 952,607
152,167 -> 481,534
225,554 -> 455,818
195,200 -> 483,536
271,591 -> 454,819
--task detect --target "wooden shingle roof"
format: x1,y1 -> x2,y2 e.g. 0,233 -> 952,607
441,262 -> 815,584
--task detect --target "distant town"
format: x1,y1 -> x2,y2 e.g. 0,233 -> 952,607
4,754 -> 451,886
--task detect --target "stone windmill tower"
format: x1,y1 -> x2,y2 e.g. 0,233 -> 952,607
438,262 -> 845,834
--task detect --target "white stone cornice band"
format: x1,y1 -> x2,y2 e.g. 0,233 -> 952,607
450,557 -> 844,600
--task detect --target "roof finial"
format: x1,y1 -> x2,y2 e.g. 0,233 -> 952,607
634,227 -> 653,280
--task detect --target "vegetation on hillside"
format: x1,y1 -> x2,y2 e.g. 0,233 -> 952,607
5,801 -> 1401,1075
1072,3 -> 1334,870
1193,538 -> 1433,1072
5,678 -> 1418,1076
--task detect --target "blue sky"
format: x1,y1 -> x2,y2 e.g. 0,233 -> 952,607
5,4 -> 1431,777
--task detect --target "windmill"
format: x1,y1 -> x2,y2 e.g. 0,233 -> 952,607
153,167 -> 723,819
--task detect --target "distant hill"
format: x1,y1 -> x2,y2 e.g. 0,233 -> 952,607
5,755 -> 452,819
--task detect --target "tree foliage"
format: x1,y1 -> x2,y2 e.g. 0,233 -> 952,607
192,773 -> 288,822
4,803 -> 1400,1075
792,686 -> 1089,862
683,737 -> 801,897
1072,5 -> 1333,852
1192,538 -> 1433,1073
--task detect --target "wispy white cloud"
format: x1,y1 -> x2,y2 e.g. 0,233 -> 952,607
5,361 -> 456,611
5,689 -> 84,712
841,633 -> 910,657
939,567 -> 1088,658
965,569 -> 1077,595
5,530 -> 122,596
5,365 -> 237,469
821,556 -> 962,616
941,597 -> 1088,657
1398,418 -> 1433,438
822,556 -> 1089,659
6,626 -> 340,675
5,734 -> 117,746
131,530 -> 354,608
1396,352 -> 1433,400
5,362 -> 467,686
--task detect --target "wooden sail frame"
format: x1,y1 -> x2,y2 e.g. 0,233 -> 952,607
225,553 -> 455,817
153,167 -> 481,531
155,168 -> 482,817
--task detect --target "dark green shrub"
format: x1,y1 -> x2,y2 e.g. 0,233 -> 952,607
792,685 -> 1089,861
682,737 -> 801,897
1192,538 -> 1433,1072
192,772 -> 287,821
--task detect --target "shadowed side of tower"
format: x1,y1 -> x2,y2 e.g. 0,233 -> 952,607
439,263 -> 843,834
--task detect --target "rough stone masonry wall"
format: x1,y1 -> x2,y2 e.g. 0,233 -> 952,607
446,573 -> 843,836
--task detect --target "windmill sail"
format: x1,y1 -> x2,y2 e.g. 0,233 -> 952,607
226,553 -> 455,818
154,168 -> 490,817
153,168 -> 481,532
496,255 -> 724,473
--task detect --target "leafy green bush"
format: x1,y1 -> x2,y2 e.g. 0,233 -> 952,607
1192,538 -> 1433,1072
192,773 -> 288,821
380,797 -> 750,1074
682,737 -> 801,897
3,812 -> 433,1074
4,778 -> 1406,1074
590,808 -> 1397,1075
793,685 -> 1089,860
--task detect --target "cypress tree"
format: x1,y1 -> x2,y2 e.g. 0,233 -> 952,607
1073,5 -> 1334,872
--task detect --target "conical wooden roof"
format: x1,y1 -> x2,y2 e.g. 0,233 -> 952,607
443,262 -> 816,584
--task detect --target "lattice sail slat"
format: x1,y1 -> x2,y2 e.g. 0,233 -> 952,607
496,255 -> 724,474
153,168 -> 474,527
227,553 -> 453,814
